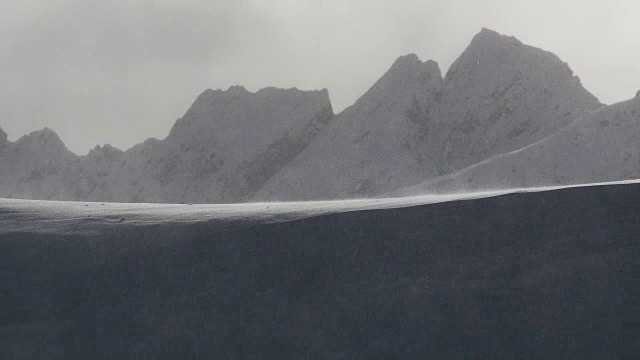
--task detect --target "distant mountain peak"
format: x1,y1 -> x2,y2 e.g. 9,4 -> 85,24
226,85 -> 250,94
350,54 -> 442,111
476,27 -> 513,40
388,54 -> 440,74
444,28 -> 600,104
172,86 -> 333,140
18,128 -> 64,145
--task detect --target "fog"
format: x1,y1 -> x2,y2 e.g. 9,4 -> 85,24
1,0 -> 638,154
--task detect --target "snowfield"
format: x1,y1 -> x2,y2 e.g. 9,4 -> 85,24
2,179 -> 638,235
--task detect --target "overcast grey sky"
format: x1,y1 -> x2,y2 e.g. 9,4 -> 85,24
1,0 -> 638,154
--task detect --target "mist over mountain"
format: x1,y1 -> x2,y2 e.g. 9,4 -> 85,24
0,28 -> 636,203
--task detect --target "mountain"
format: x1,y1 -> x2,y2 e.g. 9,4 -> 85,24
3,182 -> 638,358
255,28 -> 603,200
403,96 -> 640,194
255,54 -> 444,201
89,86 -> 334,203
0,127 -> 78,200
429,28 -> 601,174
1,86 -> 334,203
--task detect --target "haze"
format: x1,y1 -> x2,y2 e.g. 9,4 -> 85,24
1,0 -> 638,155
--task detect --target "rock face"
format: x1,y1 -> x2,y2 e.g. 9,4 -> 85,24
256,54 -> 444,201
404,97 -> 640,194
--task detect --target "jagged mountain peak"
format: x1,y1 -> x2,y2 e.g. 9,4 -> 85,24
87,143 -> 124,160
348,54 -> 442,113
473,27 -> 518,43
385,54 -> 441,80
447,28 -> 577,87
184,86 -> 331,115
423,28 -> 603,174
391,53 -> 438,68
170,85 -> 333,142
443,27 -> 601,110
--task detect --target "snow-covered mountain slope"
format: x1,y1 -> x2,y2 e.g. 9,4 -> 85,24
255,54 -> 444,201
0,86 -> 334,203
404,97 -> 640,194
255,28 -> 603,200
424,28 -> 601,174
2,182 -> 638,358
0,127 -> 79,200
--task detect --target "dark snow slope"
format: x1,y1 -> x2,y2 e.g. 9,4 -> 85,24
407,96 -> 640,194
2,183 -> 638,359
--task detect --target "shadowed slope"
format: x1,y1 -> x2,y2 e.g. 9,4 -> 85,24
2,183 -> 638,358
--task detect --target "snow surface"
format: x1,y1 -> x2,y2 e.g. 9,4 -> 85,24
2,179 -> 639,236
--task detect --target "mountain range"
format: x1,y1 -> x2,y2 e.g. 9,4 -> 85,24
0,28 -> 637,203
